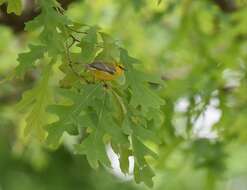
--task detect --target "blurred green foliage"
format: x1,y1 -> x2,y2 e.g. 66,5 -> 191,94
0,0 -> 247,189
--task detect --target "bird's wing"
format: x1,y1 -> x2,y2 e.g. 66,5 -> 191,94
88,61 -> 116,75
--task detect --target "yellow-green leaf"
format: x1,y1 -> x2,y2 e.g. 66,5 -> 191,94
7,0 -> 22,15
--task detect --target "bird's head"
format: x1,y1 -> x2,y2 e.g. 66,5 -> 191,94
115,64 -> 125,76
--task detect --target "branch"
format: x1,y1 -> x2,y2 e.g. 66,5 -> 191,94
213,0 -> 238,13
0,0 -> 77,33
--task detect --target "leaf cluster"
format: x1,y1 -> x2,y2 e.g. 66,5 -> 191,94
15,0 -> 165,187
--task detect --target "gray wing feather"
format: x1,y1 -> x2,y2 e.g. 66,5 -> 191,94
88,61 -> 116,74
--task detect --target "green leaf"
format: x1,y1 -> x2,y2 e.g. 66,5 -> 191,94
73,90 -> 128,170
120,49 -> 165,111
24,0 -> 69,56
96,33 -> 119,61
45,104 -> 80,147
134,163 -> 155,188
58,59 -> 80,89
16,45 -> 46,77
120,48 -> 140,67
86,91 -> 129,147
123,116 -> 161,144
0,0 -> 6,5
132,136 -> 156,187
133,123 -> 161,144
123,114 -> 159,187
127,69 -> 165,111
118,145 -> 131,174
6,0 -> 22,15
78,26 -> 99,63
16,64 -> 53,141
45,84 -> 103,148
75,129 -> 111,169
132,135 -> 157,163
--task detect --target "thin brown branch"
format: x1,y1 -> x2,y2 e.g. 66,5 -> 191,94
66,25 -> 88,34
0,0 -> 77,33
64,42 -> 90,84
213,0 -> 238,13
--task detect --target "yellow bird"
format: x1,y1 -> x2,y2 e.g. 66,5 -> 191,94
86,61 -> 125,81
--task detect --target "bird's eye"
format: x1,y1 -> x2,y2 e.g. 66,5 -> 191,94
118,65 -> 126,70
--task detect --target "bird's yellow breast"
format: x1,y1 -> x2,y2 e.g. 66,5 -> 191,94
91,70 -> 116,81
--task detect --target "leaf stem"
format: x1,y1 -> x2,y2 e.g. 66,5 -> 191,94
111,88 -> 127,115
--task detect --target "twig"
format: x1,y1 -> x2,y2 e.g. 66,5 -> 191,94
66,25 -> 88,34
69,34 -> 80,43
64,42 -> 89,84
213,0 -> 238,13
68,34 -> 80,48
0,0 -> 77,33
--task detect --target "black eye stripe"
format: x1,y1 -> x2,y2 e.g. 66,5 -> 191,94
118,65 -> 126,70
